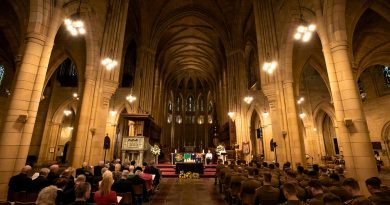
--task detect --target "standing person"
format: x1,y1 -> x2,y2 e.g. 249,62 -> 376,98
374,151 -> 382,173
205,150 -> 213,165
94,170 -> 118,205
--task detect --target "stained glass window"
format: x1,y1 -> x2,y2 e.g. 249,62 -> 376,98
383,65 -> 390,88
176,96 -> 181,112
0,65 -> 4,86
187,96 -> 194,112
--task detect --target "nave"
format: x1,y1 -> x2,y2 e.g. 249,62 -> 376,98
150,178 -> 226,205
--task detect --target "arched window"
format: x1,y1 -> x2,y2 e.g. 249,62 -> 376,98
176,96 -> 181,112
0,65 -> 4,86
187,96 -> 194,112
383,65 -> 390,88
199,98 -> 204,112
168,101 -> 173,113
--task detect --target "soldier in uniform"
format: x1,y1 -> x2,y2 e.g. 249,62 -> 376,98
281,183 -> 305,205
319,166 -> 332,187
306,180 -> 325,205
255,173 -> 280,205
365,177 -> 390,205
328,173 -> 352,202
342,178 -> 373,205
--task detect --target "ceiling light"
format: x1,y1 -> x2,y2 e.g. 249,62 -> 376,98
299,112 -> 306,119
263,61 -> 277,74
244,96 -> 254,104
228,112 -> 235,120
64,18 -> 86,36
126,94 -> 136,103
64,109 -> 72,116
101,57 -> 118,70
110,110 -> 117,116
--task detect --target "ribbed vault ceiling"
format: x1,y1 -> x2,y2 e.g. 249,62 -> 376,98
157,16 -> 225,89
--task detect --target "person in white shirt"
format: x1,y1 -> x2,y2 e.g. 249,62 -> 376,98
205,150 -> 213,164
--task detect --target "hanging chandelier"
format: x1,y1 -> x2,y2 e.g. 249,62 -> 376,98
294,0 -> 316,42
64,0 -> 85,36
243,96 -> 254,104
101,57 -> 118,70
64,109 -> 72,116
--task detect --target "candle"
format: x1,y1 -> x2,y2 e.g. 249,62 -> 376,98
175,149 -> 177,153
202,149 -> 204,153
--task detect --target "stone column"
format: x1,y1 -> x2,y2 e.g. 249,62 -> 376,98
283,81 -> 306,166
330,40 -> 377,180
0,28 -> 52,198
134,47 -> 156,114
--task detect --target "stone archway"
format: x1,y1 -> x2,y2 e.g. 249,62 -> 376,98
250,110 -> 263,158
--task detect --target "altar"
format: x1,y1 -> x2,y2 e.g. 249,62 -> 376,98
175,162 -> 204,174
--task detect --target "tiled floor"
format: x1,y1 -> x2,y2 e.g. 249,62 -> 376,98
150,178 -> 227,205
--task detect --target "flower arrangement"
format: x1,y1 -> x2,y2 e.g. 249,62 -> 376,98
215,144 -> 225,155
179,171 -> 200,179
151,144 -> 161,156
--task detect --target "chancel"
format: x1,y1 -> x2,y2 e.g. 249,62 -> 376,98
0,0 -> 389,204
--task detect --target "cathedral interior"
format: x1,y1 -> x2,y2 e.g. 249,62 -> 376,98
0,0 -> 389,199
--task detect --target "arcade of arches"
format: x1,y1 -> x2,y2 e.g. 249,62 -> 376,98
0,0 -> 389,199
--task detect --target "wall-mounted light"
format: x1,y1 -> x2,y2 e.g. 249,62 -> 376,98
109,110 -> 117,116
126,94 -> 136,103
299,112 -> 306,119
262,111 -> 269,118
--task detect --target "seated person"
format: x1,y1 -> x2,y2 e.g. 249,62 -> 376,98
72,182 -> 91,205
342,178 -> 372,205
31,168 -> 51,193
112,170 -> 133,193
205,150 -> 213,165
8,165 -> 33,193
94,171 -> 118,205
282,183 -> 305,205
365,177 -> 390,205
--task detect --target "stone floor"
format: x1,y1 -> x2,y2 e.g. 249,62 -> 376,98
149,178 -> 227,205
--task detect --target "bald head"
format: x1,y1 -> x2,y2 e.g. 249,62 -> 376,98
21,165 -> 32,174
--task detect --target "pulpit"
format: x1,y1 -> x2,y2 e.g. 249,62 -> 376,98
121,136 -> 150,165
119,114 -> 161,165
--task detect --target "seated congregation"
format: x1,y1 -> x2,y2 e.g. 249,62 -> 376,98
215,160 -> 390,205
6,160 -> 160,205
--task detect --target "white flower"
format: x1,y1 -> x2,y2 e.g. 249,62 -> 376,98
151,144 -> 161,156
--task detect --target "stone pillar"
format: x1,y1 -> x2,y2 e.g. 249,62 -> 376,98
0,30 -> 51,199
70,77 -> 96,168
330,41 -> 377,181
283,81 -> 306,166
134,47 -> 156,114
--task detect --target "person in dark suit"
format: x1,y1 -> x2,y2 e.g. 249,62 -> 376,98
47,164 -> 60,185
71,182 -> 91,205
31,167 -> 51,192
129,169 -> 147,203
8,165 -> 32,192
112,170 -> 133,193
94,161 -> 105,177
76,162 -> 89,176
145,160 -> 161,187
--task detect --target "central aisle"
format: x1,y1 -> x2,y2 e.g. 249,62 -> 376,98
150,178 -> 227,205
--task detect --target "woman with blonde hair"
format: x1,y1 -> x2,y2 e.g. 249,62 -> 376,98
94,170 -> 118,205
36,185 -> 58,205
